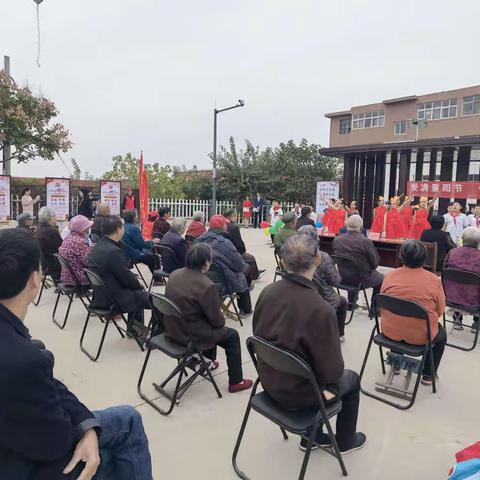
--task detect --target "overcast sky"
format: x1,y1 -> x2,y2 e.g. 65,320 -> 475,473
2,0 -> 479,178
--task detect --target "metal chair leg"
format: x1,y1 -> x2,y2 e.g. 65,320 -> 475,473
345,288 -> 359,325
80,312 -> 110,362
134,264 -> 148,288
52,293 -> 74,330
322,414 -> 348,476
197,351 -> 223,399
280,427 -> 288,440
33,274 -> 47,306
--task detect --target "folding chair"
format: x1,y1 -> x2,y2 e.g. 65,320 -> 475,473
33,253 -> 60,306
137,293 -> 222,415
359,294 -> 437,410
80,269 -> 144,361
52,254 -> 91,330
273,247 -> 286,282
442,269 -> 480,352
148,245 -> 174,291
207,263 -> 243,326
232,336 -> 347,480
332,255 -> 371,324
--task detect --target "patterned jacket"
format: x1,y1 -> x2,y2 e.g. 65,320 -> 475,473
59,233 -> 91,286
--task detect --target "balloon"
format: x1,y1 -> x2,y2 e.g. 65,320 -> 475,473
260,221 -> 269,229
275,220 -> 285,229
262,227 -> 270,237
269,226 -> 277,234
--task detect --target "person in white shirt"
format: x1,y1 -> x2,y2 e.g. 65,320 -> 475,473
21,188 -> 41,216
468,204 -> 480,229
269,200 -> 284,244
443,202 -> 470,243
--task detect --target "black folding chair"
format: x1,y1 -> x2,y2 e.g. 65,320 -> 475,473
33,254 -> 60,306
148,245 -> 174,291
52,254 -> 91,330
442,269 -> 480,352
207,263 -> 243,326
359,294 -> 437,410
332,255 -> 371,324
80,269 -> 144,361
273,247 -> 286,282
232,336 -> 347,480
137,293 -> 222,415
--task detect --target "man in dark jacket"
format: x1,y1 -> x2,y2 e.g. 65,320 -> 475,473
253,234 -> 365,453
88,215 -> 152,332
152,206 -> 171,239
34,206 -> 63,280
159,217 -> 189,273
223,208 -> 264,281
0,228 -> 152,480
295,206 -> 316,230
420,214 -> 456,273
16,212 -> 35,236
332,215 -> 383,308
253,192 -> 265,228
196,215 -> 252,315
164,244 -> 253,393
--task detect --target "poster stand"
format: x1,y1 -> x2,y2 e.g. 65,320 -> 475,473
100,180 -> 121,215
0,175 -> 11,222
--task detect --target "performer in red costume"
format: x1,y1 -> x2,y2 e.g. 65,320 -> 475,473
401,196 -> 414,232
409,195 -> 437,239
383,196 -> 408,239
321,196 -> 347,234
370,196 -> 387,233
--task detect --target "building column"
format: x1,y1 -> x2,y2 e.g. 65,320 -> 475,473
342,154 -> 355,203
362,153 -> 376,228
438,147 -> 454,213
389,151 -> 398,198
398,150 -> 410,195
455,146 -> 472,212
373,151 -> 386,200
415,149 -> 424,181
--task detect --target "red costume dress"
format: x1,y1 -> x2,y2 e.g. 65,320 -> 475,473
370,206 -> 388,233
409,208 -> 431,240
385,208 -> 407,239
402,205 -> 413,232
242,199 -> 253,219
327,208 -> 346,234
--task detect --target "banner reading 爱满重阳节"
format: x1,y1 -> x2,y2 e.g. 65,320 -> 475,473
45,178 -> 70,220
0,176 -> 11,221
100,181 -> 121,215
316,181 -> 340,214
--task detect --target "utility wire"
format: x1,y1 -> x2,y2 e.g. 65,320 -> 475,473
36,3 -> 41,68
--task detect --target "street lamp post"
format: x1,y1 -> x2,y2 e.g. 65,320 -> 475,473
211,99 -> 245,217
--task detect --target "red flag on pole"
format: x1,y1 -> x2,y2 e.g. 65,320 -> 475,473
139,151 -> 149,224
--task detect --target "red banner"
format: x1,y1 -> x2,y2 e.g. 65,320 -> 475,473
139,152 -> 149,224
407,181 -> 480,199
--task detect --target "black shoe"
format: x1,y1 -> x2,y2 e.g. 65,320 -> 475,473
299,433 -> 331,451
340,433 -> 367,454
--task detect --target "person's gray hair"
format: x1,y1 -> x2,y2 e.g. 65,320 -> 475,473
297,225 -> 318,241
462,226 -> 480,248
96,203 -> 110,216
346,214 -> 363,231
38,206 -> 57,224
192,211 -> 205,223
17,212 -> 33,225
171,217 -> 188,235
280,234 -> 318,274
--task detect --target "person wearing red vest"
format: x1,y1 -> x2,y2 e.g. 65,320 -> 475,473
121,188 -> 136,213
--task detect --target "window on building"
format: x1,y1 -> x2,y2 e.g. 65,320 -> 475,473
462,95 -> 480,116
394,120 -> 407,135
351,110 -> 385,129
417,99 -> 457,120
339,118 -> 351,134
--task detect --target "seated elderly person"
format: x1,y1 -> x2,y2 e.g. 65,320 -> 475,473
89,215 -> 155,335
197,215 -> 252,316
223,208 -> 265,281
381,240 -> 446,386
122,210 -> 160,273
0,229 -> 153,480
185,211 -> 207,239
253,234 -> 365,453
159,217 -> 189,273
34,206 -> 63,281
273,211 -> 297,249
16,212 -> 34,236
165,244 -> 253,393
443,226 -> 480,329
91,202 -> 111,240
295,206 -> 316,230
152,206 -> 171,239
298,225 -> 347,342
332,215 -> 383,311
58,215 -> 93,292
420,214 -> 456,273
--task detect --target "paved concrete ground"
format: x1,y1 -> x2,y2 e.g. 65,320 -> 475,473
26,228 -> 480,479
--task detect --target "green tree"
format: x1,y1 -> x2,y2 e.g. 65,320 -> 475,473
0,71 -> 72,165
102,153 -> 185,198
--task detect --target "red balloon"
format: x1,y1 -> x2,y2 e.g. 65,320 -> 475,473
260,221 -> 269,229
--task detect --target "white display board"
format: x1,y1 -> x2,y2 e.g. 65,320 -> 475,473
46,178 -> 70,220
316,181 -> 340,214
100,180 -> 121,215
0,175 -> 11,221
